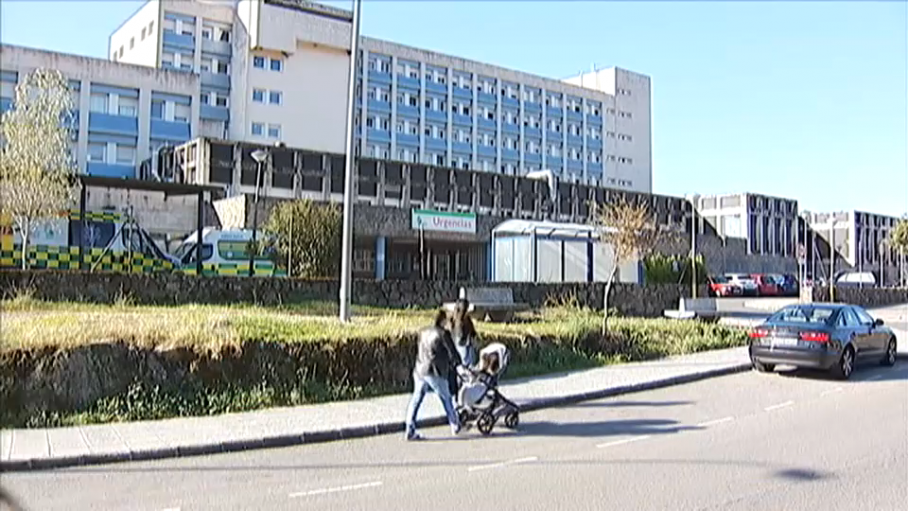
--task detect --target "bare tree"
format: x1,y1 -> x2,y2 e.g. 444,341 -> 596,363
0,69 -> 78,269
591,196 -> 660,334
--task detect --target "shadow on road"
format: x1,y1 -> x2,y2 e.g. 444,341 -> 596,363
564,400 -> 695,409
776,362 -> 908,383
512,418 -> 702,438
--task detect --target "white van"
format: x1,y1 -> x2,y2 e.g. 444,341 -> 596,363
173,228 -> 286,277
836,271 -> 877,288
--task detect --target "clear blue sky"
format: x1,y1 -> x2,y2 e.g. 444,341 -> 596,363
2,1 -> 906,217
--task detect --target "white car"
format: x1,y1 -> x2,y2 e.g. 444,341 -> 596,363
725,273 -> 759,296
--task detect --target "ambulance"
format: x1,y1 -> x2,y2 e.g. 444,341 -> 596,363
172,228 -> 286,277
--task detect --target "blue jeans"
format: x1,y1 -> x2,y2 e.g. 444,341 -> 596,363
405,373 -> 460,438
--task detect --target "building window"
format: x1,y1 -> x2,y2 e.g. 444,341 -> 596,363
151,99 -> 164,119
118,97 -> 138,117
119,47 -> 124,58
253,56 -> 265,69
251,122 -> 264,136
89,93 -> 108,113
148,21 -> 154,34
267,124 -> 281,139
174,103 -> 190,123
162,51 -> 175,68
269,91 -> 282,105
129,37 -> 135,50
270,58 -> 283,72
252,89 -> 265,103
87,143 -> 106,163
202,27 -> 212,39
214,93 -> 228,108
116,145 -> 136,165
216,61 -> 228,74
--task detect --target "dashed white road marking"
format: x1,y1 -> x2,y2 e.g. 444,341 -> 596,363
467,456 -> 538,472
596,435 -> 652,449
697,416 -> 735,428
764,400 -> 794,412
821,387 -> 844,396
289,481 -> 383,498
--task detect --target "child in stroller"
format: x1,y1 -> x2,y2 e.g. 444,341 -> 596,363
455,342 -> 520,435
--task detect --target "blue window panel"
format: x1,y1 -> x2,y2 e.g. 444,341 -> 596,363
396,133 -> 419,146
397,104 -> 419,118
502,123 -> 520,134
165,11 -> 195,23
366,129 -> 391,143
478,117 -> 495,130
588,115 -> 603,126
525,126 -> 542,138
587,138 -> 602,150
201,38 -> 231,57
547,108 -> 565,121
68,79 -> 82,91
0,97 -> 12,113
525,153 -> 542,164
425,81 -> 446,94
425,109 -> 446,123
589,162 -> 603,174
568,134 -> 584,145
151,92 -> 192,105
502,148 -> 519,160
396,75 -> 420,90
546,130 -> 562,141
163,31 -> 194,50
369,70 -> 391,84
502,96 -> 519,108
88,113 -> 138,135
567,161 -> 584,172
91,84 -> 139,98
200,72 -> 230,91
453,87 -> 471,100
451,141 -> 471,154
87,132 -> 136,145
477,91 -> 496,104
524,101 -> 542,112
201,104 -> 229,121
478,145 -> 496,157
69,110 -> 80,126
367,99 -> 391,113
86,162 -> 135,179
567,109 -> 583,121
426,137 -> 446,151
1,70 -> 18,82
452,113 -> 471,126
150,119 -> 191,141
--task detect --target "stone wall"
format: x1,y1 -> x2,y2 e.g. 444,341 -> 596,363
809,286 -> 908,308
0,270 -> 695,317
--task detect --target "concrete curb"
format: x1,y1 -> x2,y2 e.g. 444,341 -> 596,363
4,355 -> 905,472
0,362 -> 753,472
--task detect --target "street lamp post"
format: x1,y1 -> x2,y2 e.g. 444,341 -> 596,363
249,148 -> 269,277
339,0 -> 363,322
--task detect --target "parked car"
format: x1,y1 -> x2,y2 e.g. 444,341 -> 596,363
749,303 -> 898,380
708,275 -> 743,297
751,274 -> 782,296
777,274 -> 800,297
725,273 -> 759,296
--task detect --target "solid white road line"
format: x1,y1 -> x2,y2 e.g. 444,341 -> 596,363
289,481 -> 383,499
467,456 -> 538,472
696,416 -> 735,428
821,387 -> 844,396
596,435 -> 652,449
764,400 -> 794,412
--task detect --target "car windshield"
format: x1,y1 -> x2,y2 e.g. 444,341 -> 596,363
768,306 -> 835,325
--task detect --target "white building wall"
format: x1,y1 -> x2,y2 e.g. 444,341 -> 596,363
109,0 -> 161,67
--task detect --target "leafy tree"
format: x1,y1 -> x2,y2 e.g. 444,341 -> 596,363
263,199 -> 342,278
644,253 -> 708,286
0,69 -> 77,269
890,217 -> 908,256
591,197 -> 660,334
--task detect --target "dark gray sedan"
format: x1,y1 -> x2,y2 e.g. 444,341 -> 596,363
748,303 -> 898,380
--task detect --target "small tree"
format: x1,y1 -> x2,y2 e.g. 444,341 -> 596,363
890,217 -> 908,286
0,69 -> 77,269
591,197 -> 660,334
263,199 -> 342,278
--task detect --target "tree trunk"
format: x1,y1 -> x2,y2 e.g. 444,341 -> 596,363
601,264 -> 618,336
18,219 -> 29,270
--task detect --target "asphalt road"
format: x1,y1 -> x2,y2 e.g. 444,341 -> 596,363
4,360 -> 907,511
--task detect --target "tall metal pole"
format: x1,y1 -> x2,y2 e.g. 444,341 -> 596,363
829,222 -> 835,302
691,202 -> 697,299
249,159 -> 263,277
339,0 -> 363,322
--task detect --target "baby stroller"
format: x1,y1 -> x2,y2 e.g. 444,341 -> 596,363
455,342 -> 520,436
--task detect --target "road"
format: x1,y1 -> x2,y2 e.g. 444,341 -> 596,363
5,358 -> 907,511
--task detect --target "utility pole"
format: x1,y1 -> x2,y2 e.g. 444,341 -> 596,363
829,222 -> 835,302
339,0 -> 363,322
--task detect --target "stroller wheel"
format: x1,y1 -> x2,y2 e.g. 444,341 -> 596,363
458,408 -> 471,425
477,413 -> 495,436
503,411 -> 519,430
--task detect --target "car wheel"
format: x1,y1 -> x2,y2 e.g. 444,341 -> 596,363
881,337 -> 897,367
753,359 -> 775,373
832,346 -> 855,380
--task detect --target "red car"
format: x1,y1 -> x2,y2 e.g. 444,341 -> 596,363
751,274 -> 782,296
709,276 -> 743,297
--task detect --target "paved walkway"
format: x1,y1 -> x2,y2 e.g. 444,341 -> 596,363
3,302 -> 905,472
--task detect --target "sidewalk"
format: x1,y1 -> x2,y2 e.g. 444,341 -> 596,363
1,346 -> 753,471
